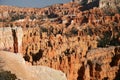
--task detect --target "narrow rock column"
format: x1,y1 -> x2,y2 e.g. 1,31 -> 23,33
16,27 -> 23,53
84,65 -> 90,80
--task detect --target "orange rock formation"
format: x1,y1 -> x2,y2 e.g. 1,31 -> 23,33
0,1 -> 120,80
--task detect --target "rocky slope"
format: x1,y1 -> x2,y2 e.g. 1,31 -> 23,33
0,51 -> 67,80
73,0 -> 120,14
0,1 -> 120,80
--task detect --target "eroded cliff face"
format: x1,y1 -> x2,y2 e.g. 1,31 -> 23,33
73,0 -> 120,14
99,0 -> 120,15
0,27 -> 23,53
0,2 -> 120,80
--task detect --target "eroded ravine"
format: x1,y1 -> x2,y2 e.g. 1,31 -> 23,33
0,1 -> 120,80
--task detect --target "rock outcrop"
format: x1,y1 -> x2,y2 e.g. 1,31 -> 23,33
85,46 -> 120,80
0,27 -> 23,53
0,1 -> 120,80
99,0 -> 120,14
0,51 -> 67,80
73,0 -> 120,14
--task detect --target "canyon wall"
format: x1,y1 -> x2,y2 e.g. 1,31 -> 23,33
0,27 -> 23,53
0,25 -> 120,80
0,2 -> 120,80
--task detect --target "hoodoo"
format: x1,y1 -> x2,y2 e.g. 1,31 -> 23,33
0,0 -> 120,80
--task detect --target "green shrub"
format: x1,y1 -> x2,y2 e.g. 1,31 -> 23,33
0,71 -> 18,80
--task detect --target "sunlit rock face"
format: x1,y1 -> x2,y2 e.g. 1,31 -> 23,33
73,0 -> 120,14
0,51 -> 67,80
0,27 -> 23,53
0,1 -> 120,80
99,0 -> 120,14
99,0 -> 120,8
